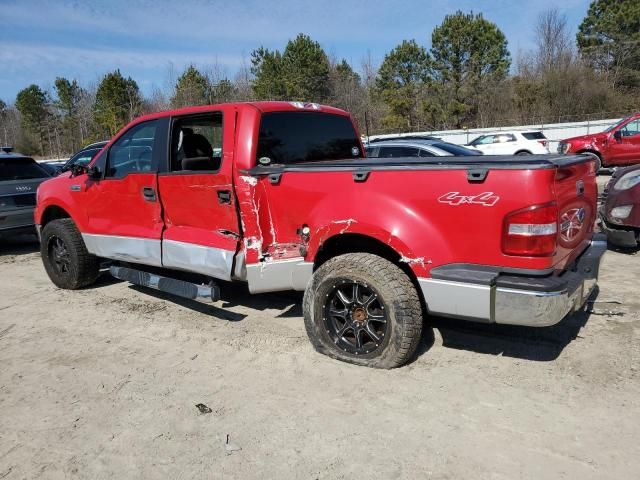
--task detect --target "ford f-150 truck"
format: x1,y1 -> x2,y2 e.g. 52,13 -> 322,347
35,101 -> 606,368
558,113 -> 640,170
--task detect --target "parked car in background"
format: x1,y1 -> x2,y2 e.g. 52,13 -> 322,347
63,141 -> 108,172
467,131 -> 550,155
365,140 -> 482,158
558,113 -> 640,170
368,134 -> 441,143
600,164 -> 640,248
0,147 -> 51,239
40,161 -> 65,176
40,141 -> 109,176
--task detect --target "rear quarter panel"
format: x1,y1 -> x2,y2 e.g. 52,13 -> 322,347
239,167 -> 567,277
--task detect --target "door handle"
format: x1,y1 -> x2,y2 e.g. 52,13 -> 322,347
142,186 -> 157,202
217,190 -> 232,204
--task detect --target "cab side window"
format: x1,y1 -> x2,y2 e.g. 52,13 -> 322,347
106,121 -> 158,178
170,114 -> 223,172
472,135 -> 494,145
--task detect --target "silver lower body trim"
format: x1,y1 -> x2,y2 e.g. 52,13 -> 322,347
82,233 -> 162,267
419,278 -> 493,321
162,239 -> 235,281
246,258 -> 314,293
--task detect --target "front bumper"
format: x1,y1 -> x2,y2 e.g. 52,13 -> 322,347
599,213 -> 638,248
418,236 -> 607,327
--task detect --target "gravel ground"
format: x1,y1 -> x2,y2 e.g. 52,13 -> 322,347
1,175 -> 639,479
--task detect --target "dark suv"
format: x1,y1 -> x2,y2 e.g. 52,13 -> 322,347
0,147 -> 51,239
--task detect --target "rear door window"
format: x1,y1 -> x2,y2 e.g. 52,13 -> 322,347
495,134 -> 516,143
522,132 -> 546,140
378,146 -> 420,158
170,114 -> 223,172
256,112 -> 362,165
418,148 -> 435,157
0,158 -> 49,180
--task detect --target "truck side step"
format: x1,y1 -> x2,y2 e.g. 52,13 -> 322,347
109,266 -> 220,302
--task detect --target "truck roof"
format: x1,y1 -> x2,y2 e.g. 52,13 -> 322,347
132,101 -> 350,126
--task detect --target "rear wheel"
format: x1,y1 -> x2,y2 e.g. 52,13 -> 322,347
41,219 -> 99,289
303,253 -> 423,368
515,150 -> 532,156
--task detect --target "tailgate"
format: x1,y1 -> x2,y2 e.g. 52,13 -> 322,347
552,157 -> 598,269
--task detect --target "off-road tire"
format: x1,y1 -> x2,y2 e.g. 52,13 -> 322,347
41,219 -> 99,289
303,253 -> 423,368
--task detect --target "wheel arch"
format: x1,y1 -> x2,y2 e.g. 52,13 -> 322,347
515,149 -> 532,155
576,149 -> 603,168
40,204 -> 72,228
313,232 -> 421,289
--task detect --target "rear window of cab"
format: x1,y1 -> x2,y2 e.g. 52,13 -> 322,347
0,157 -> 50,181
256,112 -> 362,165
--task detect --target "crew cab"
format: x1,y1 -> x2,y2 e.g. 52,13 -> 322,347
558,113 -> 640,170
35,102 -> 605,368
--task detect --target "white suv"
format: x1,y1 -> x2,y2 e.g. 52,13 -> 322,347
467,131 -> 550,155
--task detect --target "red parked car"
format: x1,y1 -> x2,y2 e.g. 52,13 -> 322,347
35,101 -> 605,368
558,113 -> 640,170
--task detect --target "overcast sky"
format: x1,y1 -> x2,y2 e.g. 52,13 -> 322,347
0,0 -> 591,103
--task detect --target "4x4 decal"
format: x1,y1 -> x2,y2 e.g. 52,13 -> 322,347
438,191 -> 499,206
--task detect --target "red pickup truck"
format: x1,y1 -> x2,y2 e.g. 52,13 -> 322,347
558,113 -> 640,169
35,101 -> 606,368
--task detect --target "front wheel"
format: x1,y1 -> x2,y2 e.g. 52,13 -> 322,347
303,253 -> 423,368
41,219 -> 100,289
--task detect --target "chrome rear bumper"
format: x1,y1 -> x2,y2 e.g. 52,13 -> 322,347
419,236 -> 607,327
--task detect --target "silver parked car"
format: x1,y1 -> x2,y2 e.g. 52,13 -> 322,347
365,139 -> 483,158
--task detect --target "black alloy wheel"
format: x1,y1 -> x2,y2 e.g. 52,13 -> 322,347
49,235 -> 71,276
323,281 -> 389,355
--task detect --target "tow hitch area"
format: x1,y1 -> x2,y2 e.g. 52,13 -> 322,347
109,266 -> 220,302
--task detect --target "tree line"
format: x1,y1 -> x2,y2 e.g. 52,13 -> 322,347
1,1 -> 639,158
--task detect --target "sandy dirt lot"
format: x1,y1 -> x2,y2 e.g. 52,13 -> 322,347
1,176 -> 639,479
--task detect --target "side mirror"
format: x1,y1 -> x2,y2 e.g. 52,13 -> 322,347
613,130 -> 623,142
70,163 -> 87,177
87,165 -> 102,179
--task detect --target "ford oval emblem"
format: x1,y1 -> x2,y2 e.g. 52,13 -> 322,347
560,207 -> 586,242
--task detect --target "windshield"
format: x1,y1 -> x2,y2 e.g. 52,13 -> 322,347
0,158 -> 49,180
605,116 -> 633,133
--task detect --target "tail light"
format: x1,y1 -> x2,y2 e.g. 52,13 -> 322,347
502,203 -> 558,256
538,140 -> 549,148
